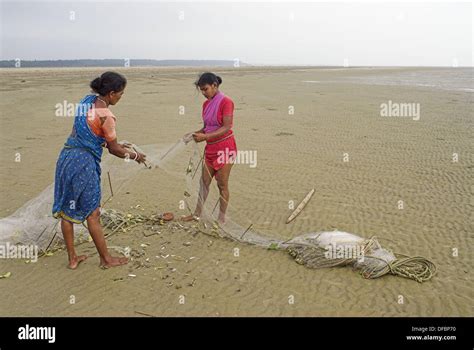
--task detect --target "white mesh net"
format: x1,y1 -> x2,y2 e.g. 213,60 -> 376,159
0,139 -> 436,282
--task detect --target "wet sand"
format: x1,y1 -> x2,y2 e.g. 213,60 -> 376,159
0,66 -> 472,316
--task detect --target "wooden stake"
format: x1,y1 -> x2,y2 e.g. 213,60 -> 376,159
107,171 -> 114,197
286,188 -> 315,224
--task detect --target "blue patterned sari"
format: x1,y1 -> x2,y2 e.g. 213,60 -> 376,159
52,95 -> 106,223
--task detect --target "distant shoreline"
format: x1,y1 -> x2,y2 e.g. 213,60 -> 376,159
0,59 -> 249,69
1,66 -> 470,71
0,59 -> 471,69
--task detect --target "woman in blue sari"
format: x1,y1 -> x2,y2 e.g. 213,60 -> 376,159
53,72 -> 146,269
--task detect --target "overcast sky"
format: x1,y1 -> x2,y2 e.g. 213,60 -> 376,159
1,0 -> 472,66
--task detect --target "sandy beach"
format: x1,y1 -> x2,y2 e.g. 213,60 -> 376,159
0,66 -> 472,316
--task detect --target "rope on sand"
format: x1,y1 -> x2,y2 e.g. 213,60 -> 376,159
286,235 -> 436,283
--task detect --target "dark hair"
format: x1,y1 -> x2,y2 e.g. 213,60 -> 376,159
194,72 -> 222,88
90,71 -> 127,96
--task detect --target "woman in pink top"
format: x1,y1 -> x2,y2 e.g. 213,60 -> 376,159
183,73 -> 236,224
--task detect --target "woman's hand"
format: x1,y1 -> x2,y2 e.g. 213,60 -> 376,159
183,132 -> 194,144
134,151 -> 147,164
193,132 -> 207,143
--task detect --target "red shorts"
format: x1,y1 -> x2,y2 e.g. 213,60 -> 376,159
204,136 -> 237,171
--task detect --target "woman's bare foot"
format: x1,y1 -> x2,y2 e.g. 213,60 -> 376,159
99,255 -> 129,269
180,214 -> 200,222
218,215 -> 226,225
161,212 -> 174,221
67,255 -> 88,270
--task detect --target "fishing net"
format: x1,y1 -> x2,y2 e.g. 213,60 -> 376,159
0,139 -> 436,282
0,140 -> 190,252
0,146 -> 146,252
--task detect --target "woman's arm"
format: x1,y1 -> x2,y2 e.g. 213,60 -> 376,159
98,114 -> 145,163
193,116 -> 232,142
106,138 -> 146,163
